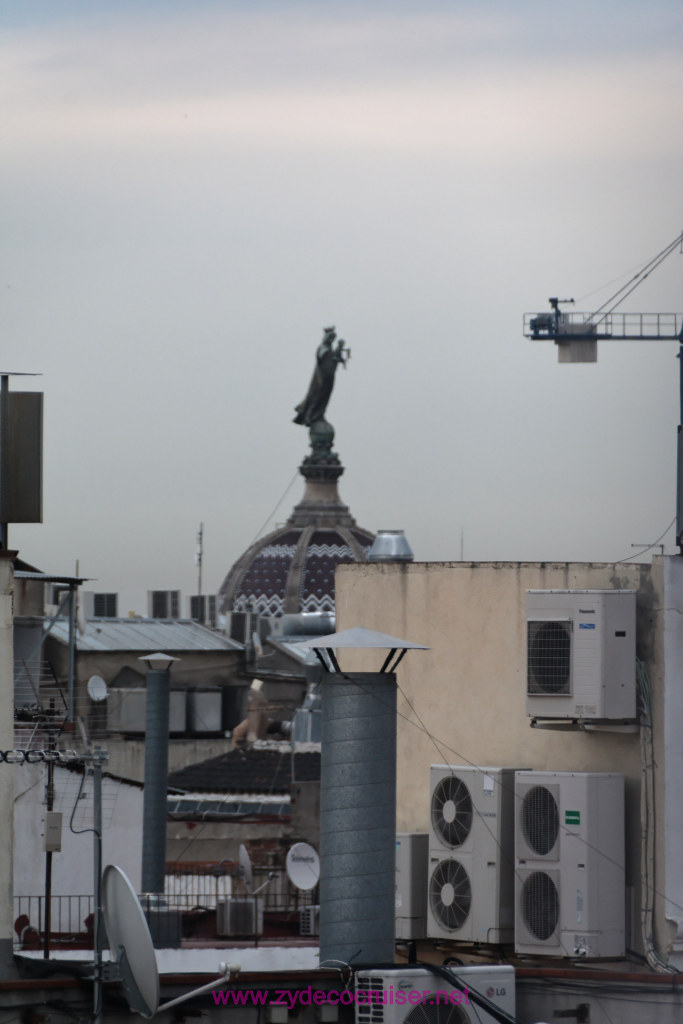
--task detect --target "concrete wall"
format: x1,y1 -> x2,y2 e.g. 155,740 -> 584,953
105,735 -> 231,782
654,556 -> 683,967
335,559 -> 656,955
14,764 -> 144,900
0,556 -> 14,977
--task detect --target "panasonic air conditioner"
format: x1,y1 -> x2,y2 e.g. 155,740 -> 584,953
355,966 -> 515,1024
395,833 -> 428,940
427,766 -> 515,943
216,898 -> 263,937
526,589 -> 636,720
514,771 -> 625,958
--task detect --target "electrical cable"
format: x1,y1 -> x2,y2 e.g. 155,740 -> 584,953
342,671 -> 683,933
244,469 -> 300,551
589,231 -> 683,325
615,516 -> 676,564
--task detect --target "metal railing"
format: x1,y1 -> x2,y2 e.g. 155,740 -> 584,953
15,871 -> 316,949
14,894 -> 93,946
524,310 -> 683,340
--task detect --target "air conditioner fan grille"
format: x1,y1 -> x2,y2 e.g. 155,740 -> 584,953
431,776 -> 473,848
521,785 -> 559,856
429,858 -> 472,932
527,620 -> 571,695
521,870 -> 560,940
404,999 -> 469,1024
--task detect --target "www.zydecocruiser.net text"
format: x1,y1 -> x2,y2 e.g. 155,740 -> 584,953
212,986 -> 471,1009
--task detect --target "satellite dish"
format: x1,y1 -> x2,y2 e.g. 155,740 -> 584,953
87,675 -> 109,702
286,843 -> 320,891
102,865 -> 237,1017
102,865 -> 159,1018
238,844 -> 253,893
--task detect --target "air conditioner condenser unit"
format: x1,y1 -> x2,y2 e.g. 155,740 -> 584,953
514,771 -> 625,958
216,898 -> 263,937
526,589 -> 636,720
427,765 -> 515,944
354,966 -> 515,1024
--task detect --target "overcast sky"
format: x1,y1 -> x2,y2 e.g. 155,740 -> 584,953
3,0 -> 682,615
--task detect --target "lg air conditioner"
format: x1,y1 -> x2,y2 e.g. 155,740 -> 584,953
427,766 -> 515,943
526,589 -> 636,720
514,771 -> 625,958
355,966 -> 515,1024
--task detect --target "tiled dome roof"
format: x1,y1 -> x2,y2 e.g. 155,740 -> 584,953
218,457 -> 374,617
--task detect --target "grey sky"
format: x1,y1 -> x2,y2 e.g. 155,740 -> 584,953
3,1 -> 682,614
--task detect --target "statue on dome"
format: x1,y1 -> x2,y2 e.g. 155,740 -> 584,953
293,326 -> 349,429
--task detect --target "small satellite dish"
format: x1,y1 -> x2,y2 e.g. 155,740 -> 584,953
238,843 -> 253,893
286,843 -> 320,891
102,865 -> 159,1018
87,675 -> 108,702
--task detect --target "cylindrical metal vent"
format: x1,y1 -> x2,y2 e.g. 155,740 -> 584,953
319,671 -> 397,965
368,529 -> 414,562
141,668 -> 171,894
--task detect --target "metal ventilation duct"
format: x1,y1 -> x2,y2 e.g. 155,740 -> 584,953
319,672 -> 396,965
368,529 -> 414,562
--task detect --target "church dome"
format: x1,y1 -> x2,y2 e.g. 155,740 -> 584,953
218,453 -> 374,617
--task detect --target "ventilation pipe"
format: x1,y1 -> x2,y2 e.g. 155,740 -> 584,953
140,653 -> 179,894
368,530 -> 414,563
319,671 -> 397,965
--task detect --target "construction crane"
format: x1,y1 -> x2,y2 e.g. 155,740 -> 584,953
523,231 -> 683,362
522,230 -> 683,551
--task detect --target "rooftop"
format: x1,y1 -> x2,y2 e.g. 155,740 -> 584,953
168,744 -> 321,794
47,617 -> 243,653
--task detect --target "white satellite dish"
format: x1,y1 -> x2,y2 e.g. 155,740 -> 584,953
238,843 -> 253,893
87,675 -> 109,702
102,865 -> 237,1018
286,843 -> 320,891
102,865 -> 159,1018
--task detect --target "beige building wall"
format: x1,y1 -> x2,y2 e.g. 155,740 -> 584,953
336,559 -> 653,952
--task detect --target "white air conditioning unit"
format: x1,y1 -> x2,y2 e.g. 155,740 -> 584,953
395,833 -> 428,940
299,904 -> 319,936
355,966 -> 514,1024
216,898 -> 263,937
514,771 -> 625,957
526,589 -> 636,720
427,766 -> 515,943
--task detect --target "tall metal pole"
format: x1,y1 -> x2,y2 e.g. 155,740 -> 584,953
197,523 -> 203,598
0,374 -> 8,549
677,341 -> 683,553
141,662 -> 173,894
67,584 -> 77,722
92,749 -> 104,1024
43,701 -> 56,959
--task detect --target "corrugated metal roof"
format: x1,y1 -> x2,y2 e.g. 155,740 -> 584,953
15,571 -> 92,584
48,618 -> 243,653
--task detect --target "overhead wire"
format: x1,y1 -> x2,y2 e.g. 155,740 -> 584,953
589,231 -> 683,325
340,667 -> 683,938
615,516 -> 676,563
